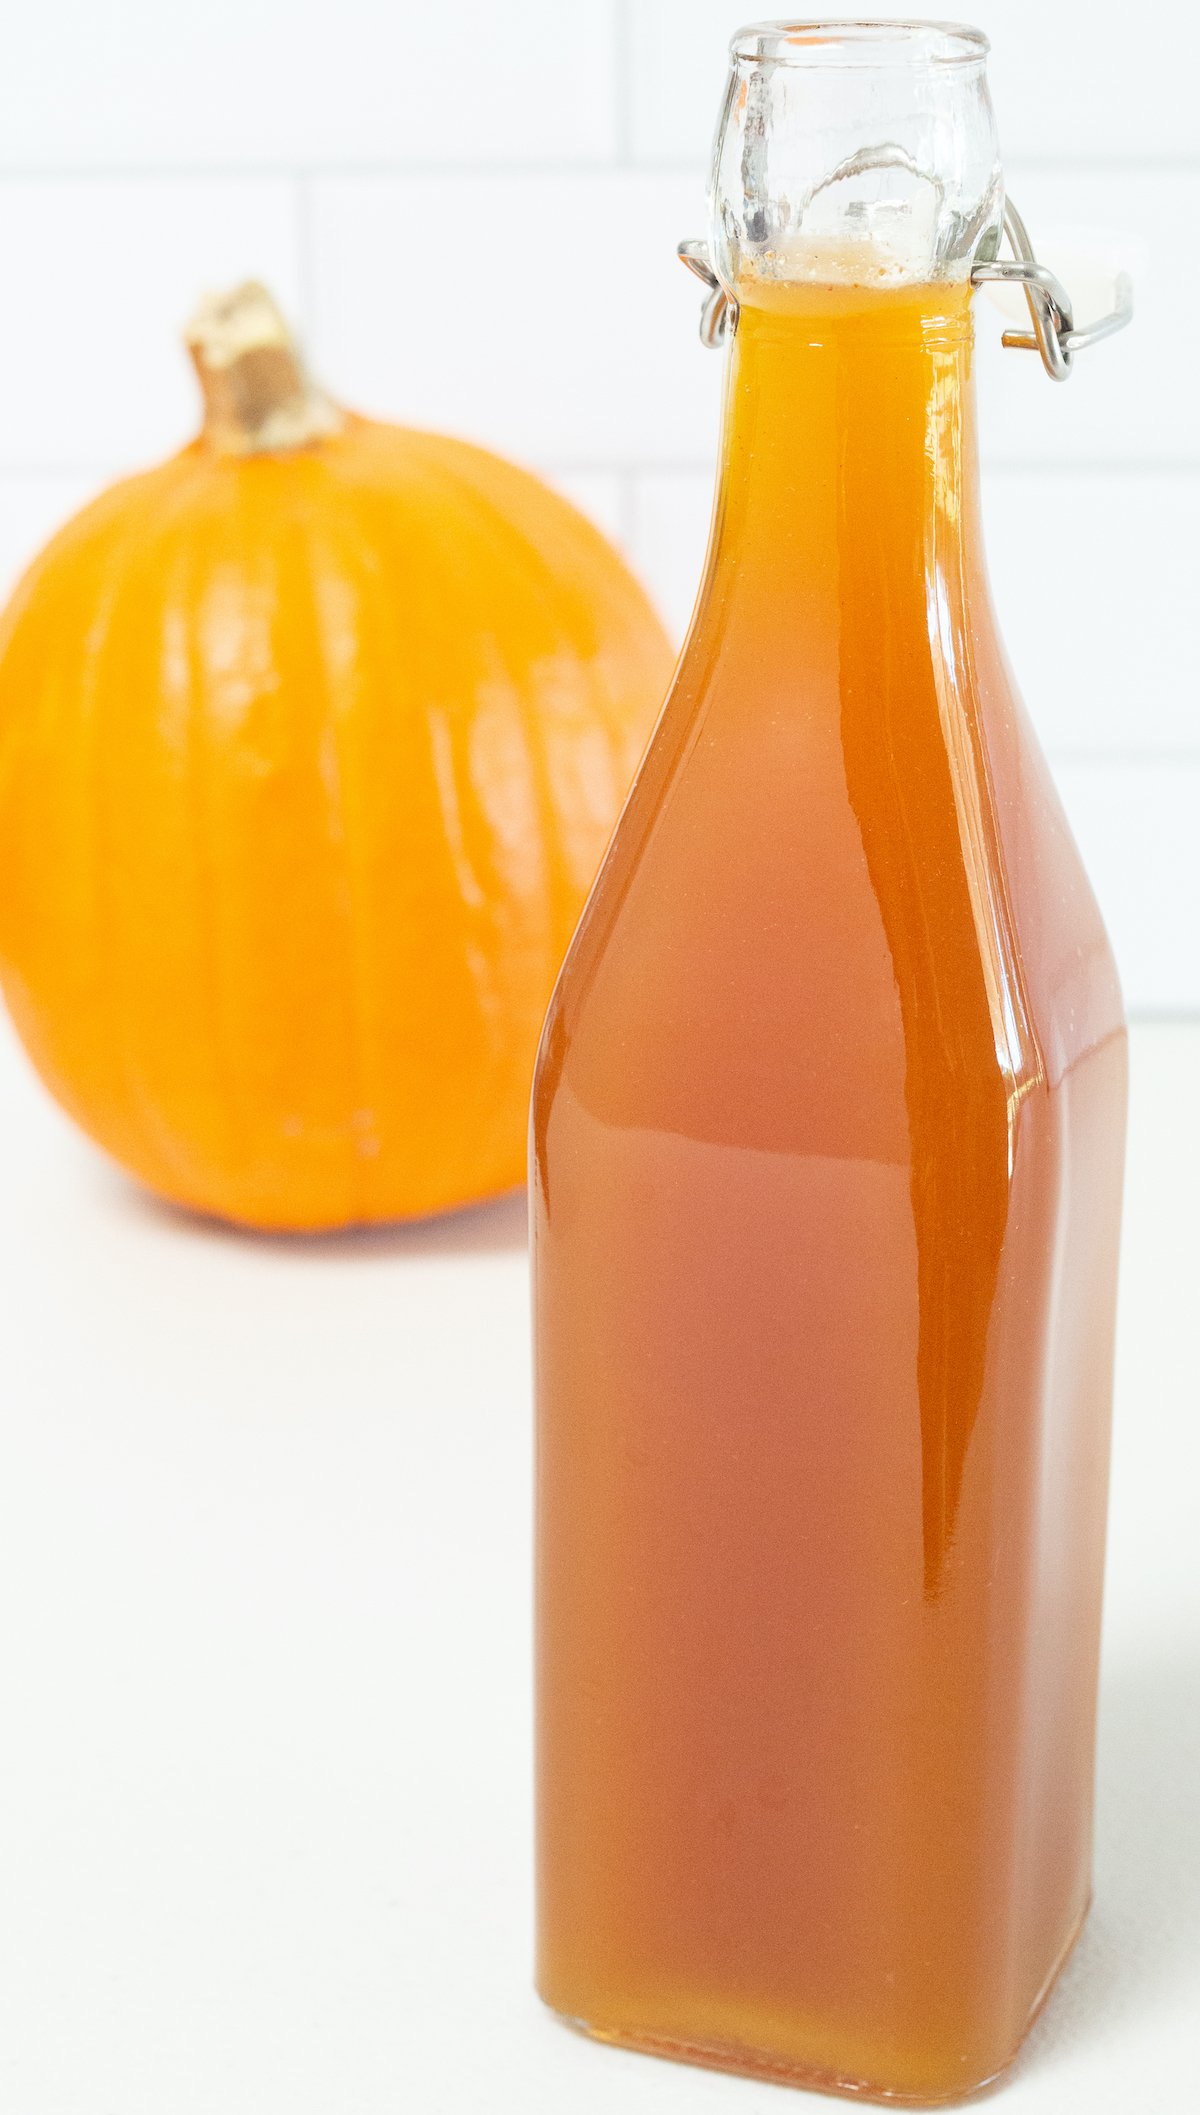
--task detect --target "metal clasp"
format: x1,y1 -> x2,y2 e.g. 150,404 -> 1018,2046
677,239 -> 735,348
678,196 -> 1132,380
969,198 -> 1132,380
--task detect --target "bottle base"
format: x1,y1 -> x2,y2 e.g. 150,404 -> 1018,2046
545,1898 -> 1089,2106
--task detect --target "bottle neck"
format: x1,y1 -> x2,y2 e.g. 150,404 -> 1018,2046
701,280 -> 984,647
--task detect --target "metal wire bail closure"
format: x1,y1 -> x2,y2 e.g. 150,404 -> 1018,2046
969,198 -> 1132,379
677,239 -> 735,349
677,197 -> 1132,380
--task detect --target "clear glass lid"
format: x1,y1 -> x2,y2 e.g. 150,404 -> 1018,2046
711,19 -> 1004,291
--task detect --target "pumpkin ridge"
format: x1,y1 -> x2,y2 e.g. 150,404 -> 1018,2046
85,482 -> 214,1185
0,463 -> 182,661
389,440 -> 593,882
404,491 -> 533,1193
321,442 -> 564,1109
400,427 -> 665,662
231,479 -> 375,1226
177,466 -> 262,1208
74,454 -> 243,1204
400,437 -> 648,1022
399,430 -> 657,764
297,496 -> 383,1225
175,462 -> 284,1207
318,450 -> 508,1207
364,441 -> 581,1182
317,470 -> 448,1211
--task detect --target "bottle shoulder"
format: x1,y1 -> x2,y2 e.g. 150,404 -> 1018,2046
535,630 -> 1124,1160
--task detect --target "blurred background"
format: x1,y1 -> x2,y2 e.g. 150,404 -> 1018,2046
0,0 -> 1192,1016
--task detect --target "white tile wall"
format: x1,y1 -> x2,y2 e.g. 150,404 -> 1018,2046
307,172 -> 724,465
976,167 -> 1196,467
629,2 -> 1200,164
0,180 -> 303,470
0,3 -> 618,168
628,465 -> 1200,759
1054,762 -> 1200,1018
983,471 -> 1200,755
0,473 -> 113,598
627,470 -> 714,641
0,2 -> 1193,1012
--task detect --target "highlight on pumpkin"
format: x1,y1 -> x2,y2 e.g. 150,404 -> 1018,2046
0,283 -> 674,1231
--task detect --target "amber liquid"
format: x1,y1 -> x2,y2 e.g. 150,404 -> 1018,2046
533,280 -> 1127,2101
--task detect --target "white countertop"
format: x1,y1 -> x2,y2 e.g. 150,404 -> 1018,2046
0,1016 -> 1196,2113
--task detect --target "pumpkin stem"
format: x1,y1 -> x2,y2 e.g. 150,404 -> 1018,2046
185,282 -> 343,456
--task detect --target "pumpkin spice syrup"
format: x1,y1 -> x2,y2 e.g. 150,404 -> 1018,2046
533,27 -> 1127,2093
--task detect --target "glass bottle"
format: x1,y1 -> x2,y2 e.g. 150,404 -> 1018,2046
533,21 -> 1128,2104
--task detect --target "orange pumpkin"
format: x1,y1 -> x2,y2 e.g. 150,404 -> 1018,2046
0,284 -> 671,1230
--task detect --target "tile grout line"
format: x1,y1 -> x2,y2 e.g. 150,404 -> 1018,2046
1046,749 -> 1200,769
979,461 -> 1200,478
5,457 -> 1200,481
0,154 -> 1197,183
7,450 -> 1200,475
